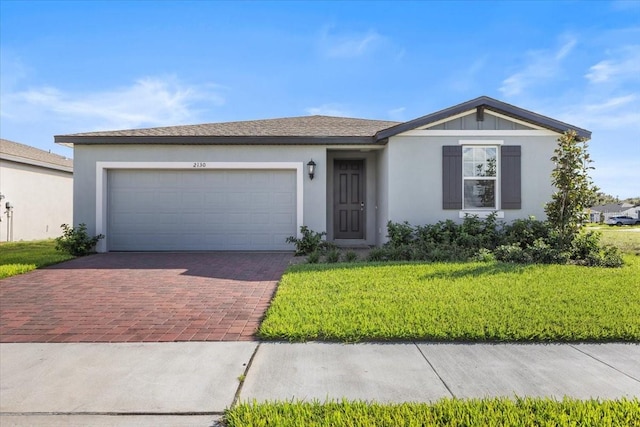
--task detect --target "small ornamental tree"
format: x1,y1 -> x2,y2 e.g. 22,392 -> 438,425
544,130 -> 598,250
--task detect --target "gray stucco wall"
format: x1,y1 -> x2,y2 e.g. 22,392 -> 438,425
73,144 -> 327,241
376,146 -> 389,245
0,160 -> 73,241
386,134 -> 557,227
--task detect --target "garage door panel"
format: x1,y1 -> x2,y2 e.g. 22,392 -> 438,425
273,192 -> 294,206
108,169 -> 296,251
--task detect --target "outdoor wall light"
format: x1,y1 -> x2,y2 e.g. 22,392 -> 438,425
307,159 -> 316,180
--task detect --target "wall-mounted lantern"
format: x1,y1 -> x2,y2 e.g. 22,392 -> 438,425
307,159 -> 316,180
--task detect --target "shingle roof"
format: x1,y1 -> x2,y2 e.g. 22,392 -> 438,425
590,203 -> 632,213
54,97 -> 592,146
0,138 -> 73,171
59,116 -> 400,138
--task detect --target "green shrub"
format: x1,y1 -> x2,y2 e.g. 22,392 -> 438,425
306,251 -> 320,264
286,226 -> 328,255
55,223 -> 104,256
344,250 -> 358,263
386,221 -> 414,247
503,216 -> 550,248
529,238 -> 569,264
571,230 -> 602,262
471,248 -> 496,262
367,247 -> 389,262
494,244 -> 533,264
599,246 -> 624,268
325,249 -> 341,263
382,217 -> 622,268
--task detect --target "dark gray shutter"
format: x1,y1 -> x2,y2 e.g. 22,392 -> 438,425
501,145 -> 521,209
442,146 -> 462,209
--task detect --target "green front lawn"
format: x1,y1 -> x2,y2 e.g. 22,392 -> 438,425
597,226 -> 640,255
259,256 -> 640,342
226,398 -> 640,427
0,240 -> 74,279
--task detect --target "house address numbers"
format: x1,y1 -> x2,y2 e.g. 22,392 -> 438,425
193,162 -> 207,168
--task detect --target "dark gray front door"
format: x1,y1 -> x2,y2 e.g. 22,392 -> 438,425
333,159 -> 364,239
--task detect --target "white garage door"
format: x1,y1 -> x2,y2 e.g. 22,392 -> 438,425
107,169 -> 296,251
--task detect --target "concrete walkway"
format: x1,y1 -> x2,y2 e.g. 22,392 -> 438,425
0,342 -> 640,427
1,342 -> 639,426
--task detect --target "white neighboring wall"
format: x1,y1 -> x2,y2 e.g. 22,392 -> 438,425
0,159 -> 73,241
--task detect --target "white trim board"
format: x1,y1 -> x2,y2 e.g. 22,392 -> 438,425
419,109 -> 547,131
394,130 -> 558,137
95,161 -> 304,252
459,140 -> 504,145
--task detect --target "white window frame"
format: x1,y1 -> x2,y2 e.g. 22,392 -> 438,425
458,141 -> 504,218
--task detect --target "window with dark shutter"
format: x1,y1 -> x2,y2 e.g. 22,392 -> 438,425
443,144 -> 521,211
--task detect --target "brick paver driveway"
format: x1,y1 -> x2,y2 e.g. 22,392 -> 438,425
0,252 -> 292,343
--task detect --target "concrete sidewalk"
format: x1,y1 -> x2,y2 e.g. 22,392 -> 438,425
1,342 -> 639,426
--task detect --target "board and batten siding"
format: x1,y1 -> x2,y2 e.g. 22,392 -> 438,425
428,112 -> 534,131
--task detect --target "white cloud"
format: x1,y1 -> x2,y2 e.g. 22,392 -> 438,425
584,94 -> 637,112
0,76 -> 226,132
305,103 -> 352,117
585,45 -> 640,83
319,27 -> 386,58
500,35 -> 577,97
559,94 -> 640,131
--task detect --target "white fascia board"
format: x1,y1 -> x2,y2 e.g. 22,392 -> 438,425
325,145 -> 385,150
459,140 -> 504,145
393,129 -> 558,137
0,153 -> 73,173
95,161 -> 304,253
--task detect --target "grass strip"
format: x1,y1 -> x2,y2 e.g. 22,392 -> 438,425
259,256 -> 640,342
225,397 -> 640,427
0,240 -> 73,279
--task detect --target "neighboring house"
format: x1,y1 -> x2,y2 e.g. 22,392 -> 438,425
55,96 -> 591,252
0,139 -> 73,241
589,203 -> 638,222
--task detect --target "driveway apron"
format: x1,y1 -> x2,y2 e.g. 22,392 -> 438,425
0,252 -> 292,343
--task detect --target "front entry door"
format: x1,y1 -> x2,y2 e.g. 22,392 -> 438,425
334,159 -> 365,239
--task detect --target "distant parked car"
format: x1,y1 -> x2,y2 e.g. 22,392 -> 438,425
606,216 -> 640,226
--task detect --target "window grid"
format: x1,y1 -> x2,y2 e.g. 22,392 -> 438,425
462,146 -> 498,210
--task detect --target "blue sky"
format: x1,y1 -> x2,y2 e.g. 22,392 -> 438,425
1,0 -> 638,198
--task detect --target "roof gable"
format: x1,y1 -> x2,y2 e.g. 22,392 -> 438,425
423,110 -> 537,131
0,139 -> 73,171
375,96 -> 591,140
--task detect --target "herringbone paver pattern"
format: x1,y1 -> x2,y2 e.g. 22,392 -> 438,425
0,252 -> 292,343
